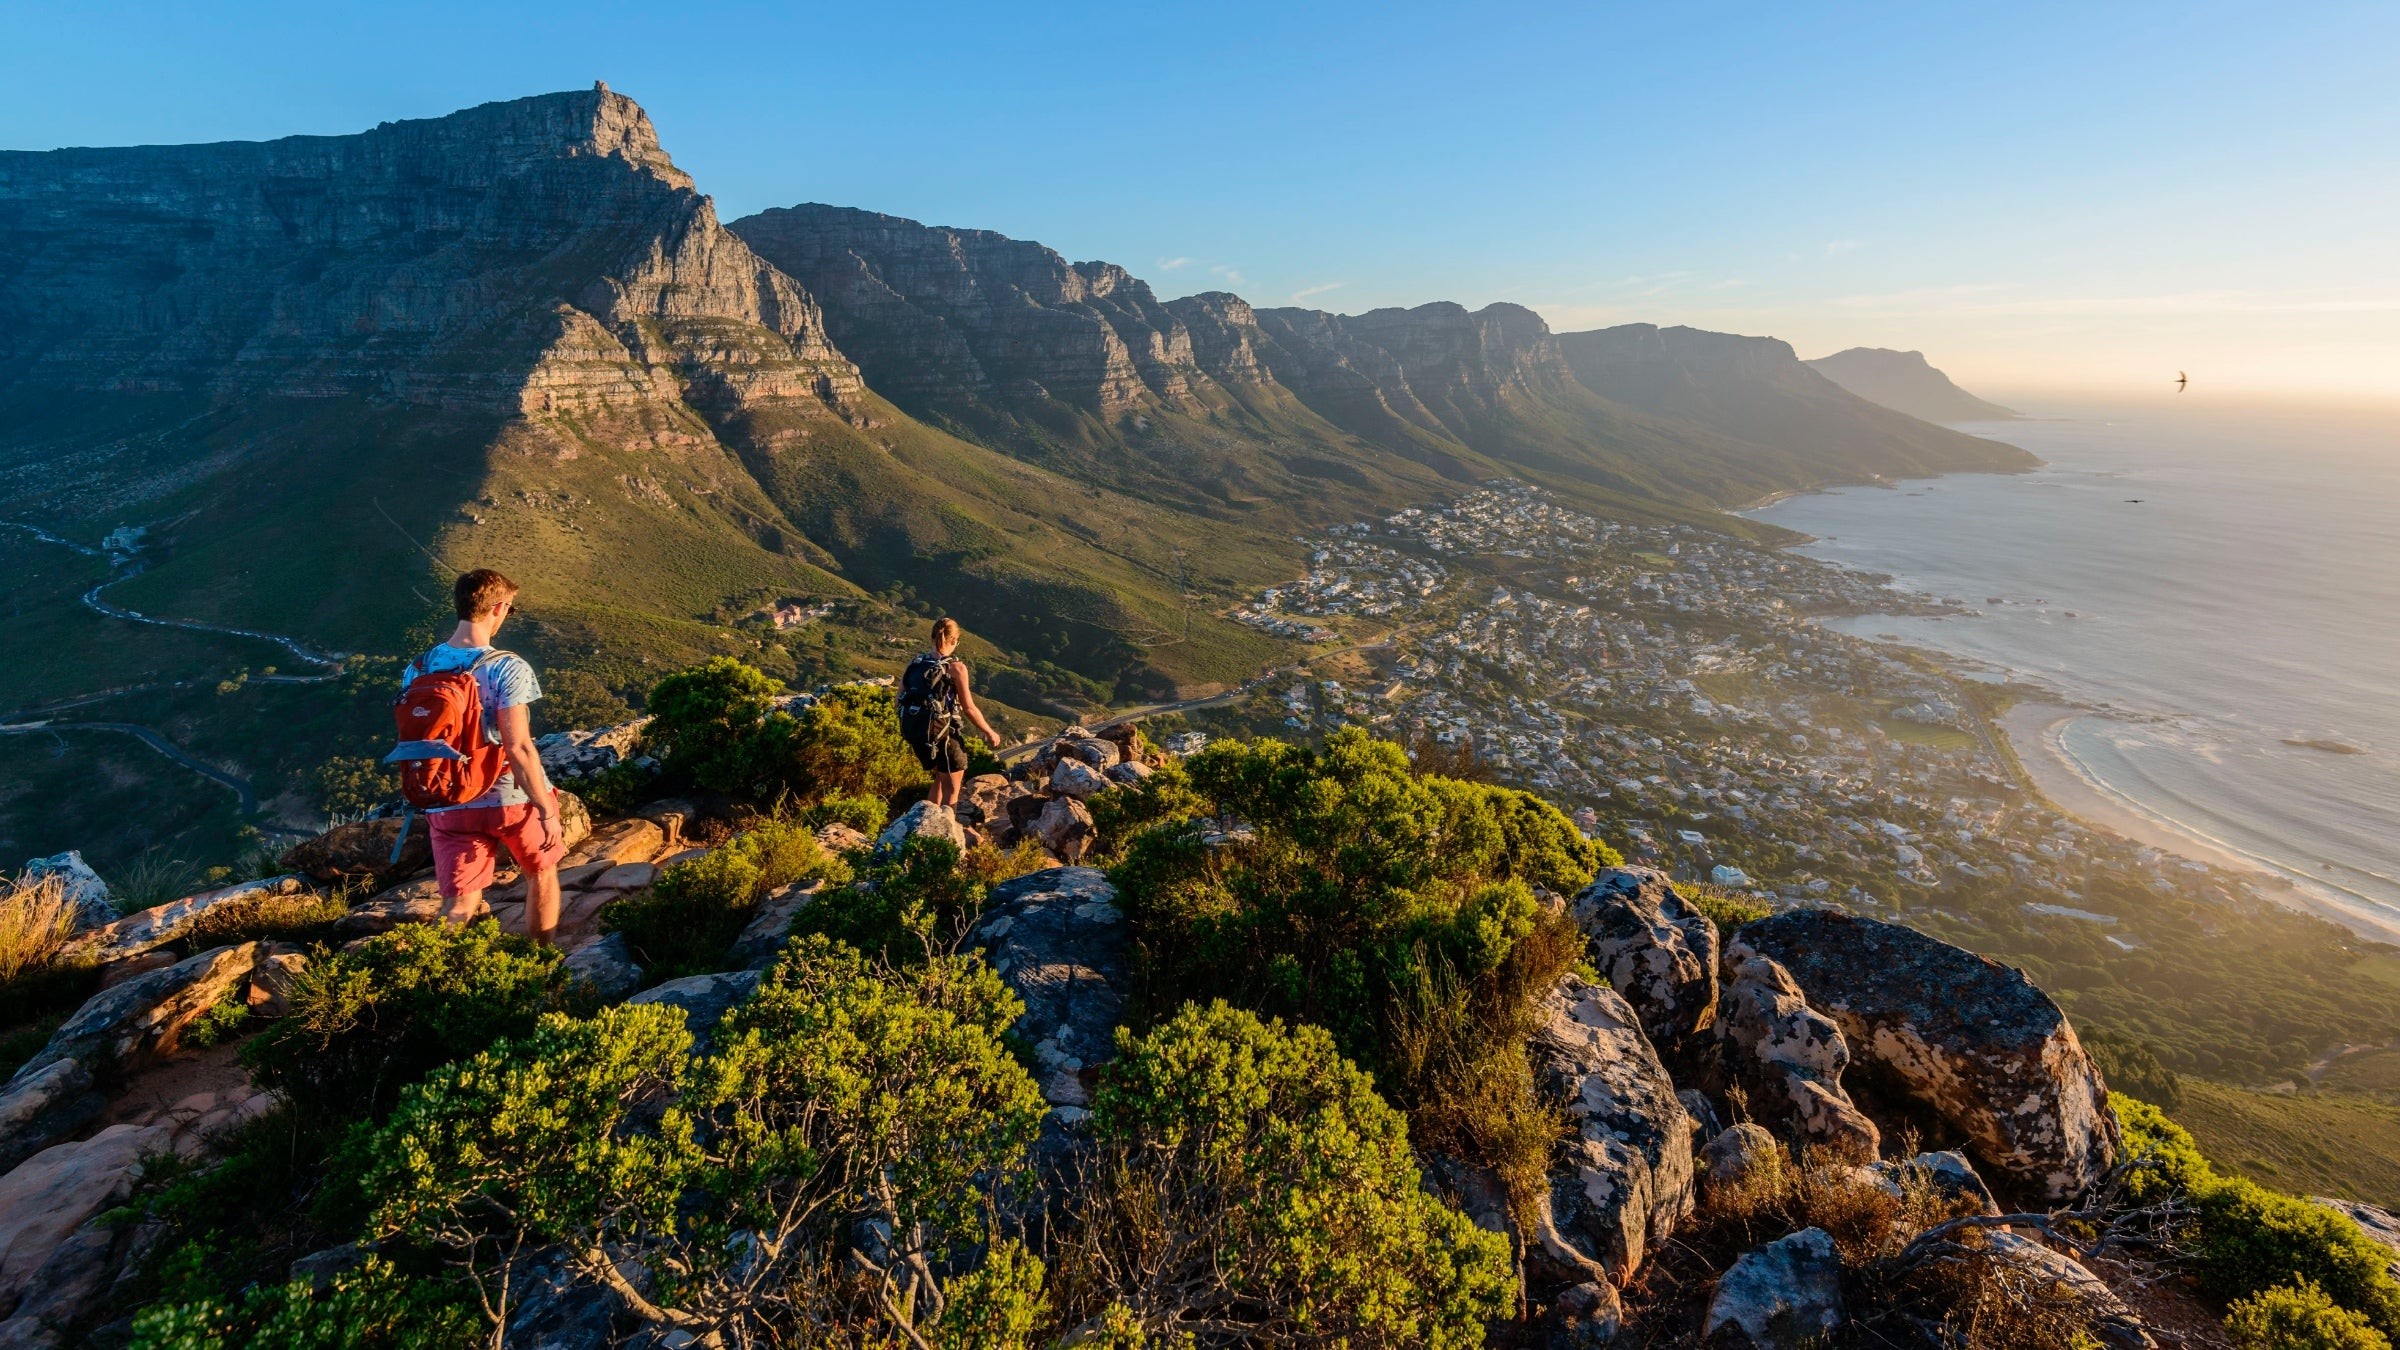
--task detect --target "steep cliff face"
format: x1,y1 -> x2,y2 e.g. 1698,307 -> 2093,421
1559,325 -> 2035,486
0,87 -> 859,421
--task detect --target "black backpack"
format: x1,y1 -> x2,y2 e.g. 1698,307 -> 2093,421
897,652 -> 961,749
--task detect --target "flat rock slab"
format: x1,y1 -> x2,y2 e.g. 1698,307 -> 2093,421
729,881 -> 822,971
1703,1226 -> 1844,1348
1737,909 -> 2119,1201
968,867 -> 1125,1116
11,943 -> 260,1089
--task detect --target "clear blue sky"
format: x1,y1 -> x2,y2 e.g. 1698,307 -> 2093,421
5,1 -> 2395,401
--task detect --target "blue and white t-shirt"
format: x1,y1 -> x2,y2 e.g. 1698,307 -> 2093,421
401,644 -> 542,811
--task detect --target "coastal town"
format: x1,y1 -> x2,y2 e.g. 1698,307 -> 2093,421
1191,485 -> 2267,970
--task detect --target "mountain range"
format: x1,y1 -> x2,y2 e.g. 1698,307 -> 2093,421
0,86 -> 2029,720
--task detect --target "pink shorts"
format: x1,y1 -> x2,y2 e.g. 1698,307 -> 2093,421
429,802 -> 565,898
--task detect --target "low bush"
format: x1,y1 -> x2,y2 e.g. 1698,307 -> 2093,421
353,936 -> 1047,1346
642,659 -> 922,806
1048,1001 -> 1514,1347
126,1254 -> 478,1350
2229,1281 -> 2394,1350
600,816 -> 847,977
2085,1027 -> 2185,1110
242,920 -> 562,1123
1682,883 -> 1772,934
797,788 -> 887,836
310,756 -> 395,822
2117,1095 -> 2400,1338
797,835 -> 1049,963
1109,730 -> 1610,1197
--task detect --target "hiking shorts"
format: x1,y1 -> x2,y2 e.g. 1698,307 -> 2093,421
910,731 -> 969,774
429,802 -> 566,898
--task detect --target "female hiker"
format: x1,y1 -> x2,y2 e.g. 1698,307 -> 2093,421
896,617 -> 1003,807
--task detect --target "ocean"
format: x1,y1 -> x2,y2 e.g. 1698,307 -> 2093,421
1748,399 -> 2400,938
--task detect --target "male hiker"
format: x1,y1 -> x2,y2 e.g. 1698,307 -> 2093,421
389,569 -> 566,944
897,617 -> 1004,808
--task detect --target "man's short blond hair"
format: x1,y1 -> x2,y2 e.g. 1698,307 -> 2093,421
931,617 -> 961,649
454,568 -> 519,620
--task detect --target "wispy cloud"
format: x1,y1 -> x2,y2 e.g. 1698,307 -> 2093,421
1829,284 -> 2400,318
1291,281 -> 1343,302
1210,263 -> 1247,286
1823,239 -> 1865,255
1156,256 -> 1192,271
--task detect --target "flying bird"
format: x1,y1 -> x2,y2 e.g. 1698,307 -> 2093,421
2175,371 -> 2188,392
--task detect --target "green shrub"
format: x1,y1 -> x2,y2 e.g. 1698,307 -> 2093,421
798,788 -> 888,837
643,660 -> 925,808
644,657 -> 783,796
242,920 -> 561,1122
798,835 -> 1048,963
2117,1096 -> 2400,1337
127,1255 -> 478,1350
179,889 -> 346,950
2230,1281 -> 2393,1350
181,991 -> 253,1049
1051,1001 -> 1513,1347
600,816 -> 847,977
352,936 -> 1045,1344
1084,758 -> 1207,866
1682,884 -> 1772,934
538,669 -> 634,733
1109,730 -> 1605,1195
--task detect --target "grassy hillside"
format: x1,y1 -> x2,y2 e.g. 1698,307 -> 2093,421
2172,1080 -> 2400,1209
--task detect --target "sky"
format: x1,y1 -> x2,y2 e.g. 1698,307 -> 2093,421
4,1 -> 2396,404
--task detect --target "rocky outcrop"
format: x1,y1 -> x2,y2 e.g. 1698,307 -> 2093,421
282,819 -> 431,885
8,942 -> 259,1096
61,877 -> 307,965
1698,1123 -> 1785,1210
876,801 -> 969,857
2317,1198 -> 2400,1281
1702,1227 -> 1845,1348
1527,975 -> 1694,1286
537,719 -> 652,781
1544,1281 -> 1625,1349
967,868 -> 1126,1126
1571,867 -> 1717,1061
1716,940 -> 1879,1161
1033,797 -> 1096,866
18,854 -> 113,932
1736,910 -> 2119,1200
626,970 -> 761,1050
728,881 -> 821,971
561,933 -> 644,1001
1873,1150 -> 1998,1216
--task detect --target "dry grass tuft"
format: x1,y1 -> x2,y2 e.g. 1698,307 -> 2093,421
0,874 -> 79,984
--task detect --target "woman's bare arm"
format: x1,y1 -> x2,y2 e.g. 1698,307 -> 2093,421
953,661 -> 1002,747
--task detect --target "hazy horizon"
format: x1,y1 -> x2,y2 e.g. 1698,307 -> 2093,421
5,1 -> 2393,405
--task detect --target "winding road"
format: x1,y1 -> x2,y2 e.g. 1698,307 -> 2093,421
2,519 -> 347,815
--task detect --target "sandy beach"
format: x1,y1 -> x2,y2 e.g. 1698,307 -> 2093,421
1996,701 -> 2400,945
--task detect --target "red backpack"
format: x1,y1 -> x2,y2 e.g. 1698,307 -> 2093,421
386,651 -> 511,809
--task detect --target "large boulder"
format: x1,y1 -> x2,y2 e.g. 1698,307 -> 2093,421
536,718 -> 650,781
1544,1281 -> 1625,1349
1527,975 -> 1694,1286
1572,867 -> 1718,1061
1046,757 -> 1109,800
1033,796 -> 1096,865
1034,733 -> 1121,774
10,943 -> 260,1091
281,818 -> 429,884
1703,1227 -> 1845,1348
953,774 -> 1018,827
813,822 -> 871,855
61,876 -> 308,965
333,878 -> 447,939
875,801 -> 969,858
565,818 -> 666,870
0,1124 -> 180,1318
1716,940 -> 1880,1161
1737,910 -> 2119,1200
1697,1123 -> 1785,1210
967,868 -> 1125,1125
18,853 -> 115,933
1873,1150 -> 1999,1216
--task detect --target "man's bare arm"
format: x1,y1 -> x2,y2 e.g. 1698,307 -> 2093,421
497,704 -> 560,834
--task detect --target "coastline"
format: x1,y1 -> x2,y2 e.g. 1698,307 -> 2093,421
1994,701 -> 2400,946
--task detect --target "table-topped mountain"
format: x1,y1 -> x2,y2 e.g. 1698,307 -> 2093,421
0,87 -> 1289,701
730,205 -> 2033,528
1807,346 -> 2020,423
